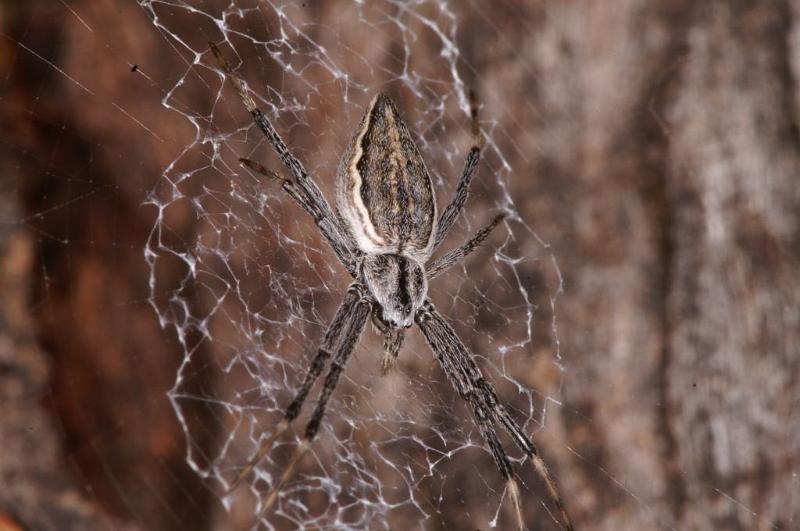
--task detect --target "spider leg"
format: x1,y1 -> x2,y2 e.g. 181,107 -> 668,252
427,213 -> 507,279
224,283 -> 365,496
239,158 -> 350,261
416,302 -> 573,531
257,295 -> 371,521
416,302 -> 523,529
475,373 -> 574,531
433,90 -> 483,251
209,43 -> 358,276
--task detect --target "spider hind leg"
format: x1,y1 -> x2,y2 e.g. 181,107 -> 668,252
210,42 -> 358,275
433,89 -> 484,251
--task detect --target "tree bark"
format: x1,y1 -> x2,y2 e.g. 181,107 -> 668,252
1,1 -> 798,530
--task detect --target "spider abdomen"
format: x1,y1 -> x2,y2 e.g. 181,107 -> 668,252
336,93 -> 437,262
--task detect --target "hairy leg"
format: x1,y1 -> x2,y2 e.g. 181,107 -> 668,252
433,90 -> 483,250
257,295 -> 371,520
416,302 -> 573,531
427,213 -> 507,279
224,283 -> 365,495
416,302 -> 524,530
210,43 -> 358,274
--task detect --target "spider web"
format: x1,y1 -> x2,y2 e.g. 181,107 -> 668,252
142,1 -> 566,528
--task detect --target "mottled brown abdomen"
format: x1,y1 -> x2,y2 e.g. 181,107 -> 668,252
336,94 -> 437,262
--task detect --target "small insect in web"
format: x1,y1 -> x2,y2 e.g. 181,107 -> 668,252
209,43 -> 573,531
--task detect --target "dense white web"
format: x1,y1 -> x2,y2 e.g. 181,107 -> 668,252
142,1 -> 566,528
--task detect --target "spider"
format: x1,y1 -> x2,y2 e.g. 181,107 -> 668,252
209,43 -> 573,531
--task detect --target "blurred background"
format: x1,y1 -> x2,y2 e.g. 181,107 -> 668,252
1,1 -> 799,530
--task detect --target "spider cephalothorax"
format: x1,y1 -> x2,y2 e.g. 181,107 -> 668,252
360,253 -> 427,329
210,43 -> 573,531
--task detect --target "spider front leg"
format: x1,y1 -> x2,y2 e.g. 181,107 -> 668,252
224,283 -> 365,496
209,43 -> 358,275
257,292 -> 371,521
416,302 -> 573,531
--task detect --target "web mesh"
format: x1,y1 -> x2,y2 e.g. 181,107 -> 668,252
142,1 -> 565,528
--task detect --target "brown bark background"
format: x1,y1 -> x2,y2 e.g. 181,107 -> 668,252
1,1 -> 798,530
